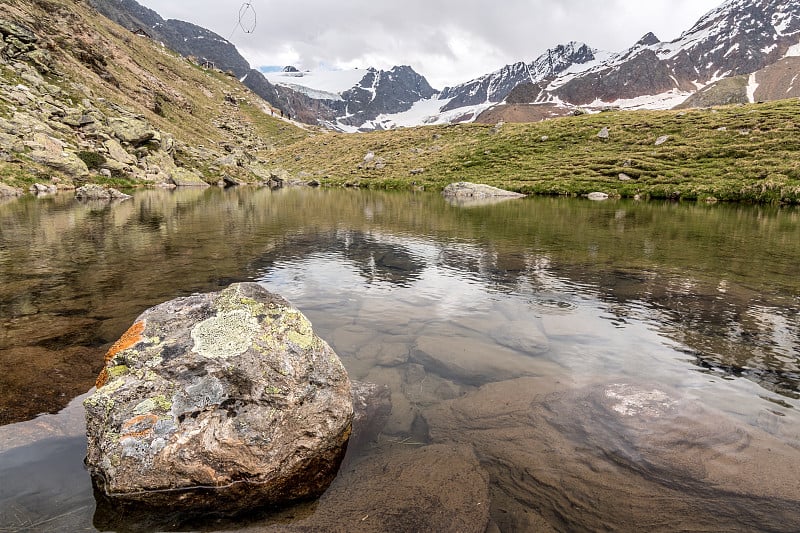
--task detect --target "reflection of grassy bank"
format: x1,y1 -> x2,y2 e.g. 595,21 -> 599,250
273,99 -> 800,203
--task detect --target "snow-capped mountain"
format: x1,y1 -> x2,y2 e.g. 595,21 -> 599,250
89,0 -> 800,129
438,42 -> 601,112
543,0 -> 800,107
267,65 -> 437,130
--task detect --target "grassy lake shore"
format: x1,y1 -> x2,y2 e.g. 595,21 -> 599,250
269,98 -> 800,204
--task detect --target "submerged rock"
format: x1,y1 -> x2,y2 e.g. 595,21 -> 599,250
282,444 -> 491,532
84,283 -> 353,512
424,378 -> 800,531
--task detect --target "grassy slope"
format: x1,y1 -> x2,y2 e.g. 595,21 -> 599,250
272,99 -> 800,203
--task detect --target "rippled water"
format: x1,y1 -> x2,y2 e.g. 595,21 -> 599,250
0,188 -> 798,531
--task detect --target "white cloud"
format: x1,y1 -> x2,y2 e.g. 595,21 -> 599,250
136,0 -> 722,89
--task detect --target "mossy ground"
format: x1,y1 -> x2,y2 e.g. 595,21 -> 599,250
271,99 -> 800,204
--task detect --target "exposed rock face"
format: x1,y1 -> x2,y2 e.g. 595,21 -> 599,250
170,168 -> 209,187
334,66 -> 437,128
84,283 -> 353,512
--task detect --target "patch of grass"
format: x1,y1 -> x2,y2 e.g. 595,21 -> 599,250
77,150 -> 106,170
271,99 -> 800,204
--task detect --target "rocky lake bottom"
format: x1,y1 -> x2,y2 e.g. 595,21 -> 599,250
0,187 -> 798,531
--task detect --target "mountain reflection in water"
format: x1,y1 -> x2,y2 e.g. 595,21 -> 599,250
0,188 -> 798,531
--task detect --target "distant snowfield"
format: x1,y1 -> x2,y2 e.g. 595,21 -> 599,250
263,68 -> 367,94
588,89 -> 694,111
334,98 -> 495,133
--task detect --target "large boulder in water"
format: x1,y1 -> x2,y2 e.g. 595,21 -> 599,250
84,283 -> 353,512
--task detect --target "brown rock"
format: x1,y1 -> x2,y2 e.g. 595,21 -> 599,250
84,283 -> 353,513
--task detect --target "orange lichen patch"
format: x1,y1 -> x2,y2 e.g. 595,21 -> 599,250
120,413 -> 159,439
95,320 -> 145,389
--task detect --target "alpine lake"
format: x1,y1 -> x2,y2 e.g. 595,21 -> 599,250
0,186 -> 798,532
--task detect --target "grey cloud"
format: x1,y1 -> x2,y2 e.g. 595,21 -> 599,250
137,0 -> 722,87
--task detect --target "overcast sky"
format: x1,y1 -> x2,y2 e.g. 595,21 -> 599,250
136,0 -> 723,89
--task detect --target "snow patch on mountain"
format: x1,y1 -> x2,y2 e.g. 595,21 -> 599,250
263,68 -> 369,95
588,89 -> 696,111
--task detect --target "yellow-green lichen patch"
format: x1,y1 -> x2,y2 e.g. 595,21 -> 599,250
107,365 -> 130,379
133,395 -> 172,416
191,310 -> 261,359
287,329 -> 314,349
215,286 -> 267,316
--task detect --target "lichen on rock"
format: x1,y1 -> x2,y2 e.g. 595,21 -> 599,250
84,283 -> 353,514
190,309 -> 261,359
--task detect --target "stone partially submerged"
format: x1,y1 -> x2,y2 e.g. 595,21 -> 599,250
84,283 -> 353,512
442,181 -> 525,207
75,184 -> 131,201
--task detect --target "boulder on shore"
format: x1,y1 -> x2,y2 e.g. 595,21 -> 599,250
84,283 -> 353,513
442,182 -> 525,207
75,184 -> 131,201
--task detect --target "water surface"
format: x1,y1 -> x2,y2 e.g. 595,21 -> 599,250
0,188 -> 798,531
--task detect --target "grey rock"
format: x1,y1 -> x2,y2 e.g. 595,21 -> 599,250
409,168 -> 425,175
29,182 -> 57,194
0,183 -> 23,197
29,149 -> 89,178
655,135 -> 670,146
108,117 -> 155,145
84,283 -> 353,512
0,20 -> 37,44
170,167 -> 209,187
442,182 -> 525,207
75,184 -> 131,201
442,182 -> 525,200
221,175 -> 245,187
587,192 -> 610,201
597,127 -> 610,139
350,381 -> 392,450
103,138 -> 136,166
619,173 -> 633,181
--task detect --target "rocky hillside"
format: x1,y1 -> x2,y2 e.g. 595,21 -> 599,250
0,0 -> 310,196
87,0 -> 286,114
88,0 -> 438,131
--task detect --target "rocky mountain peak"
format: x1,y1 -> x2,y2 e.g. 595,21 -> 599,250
635,32 -> 661,47
439,42 -> 598,113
